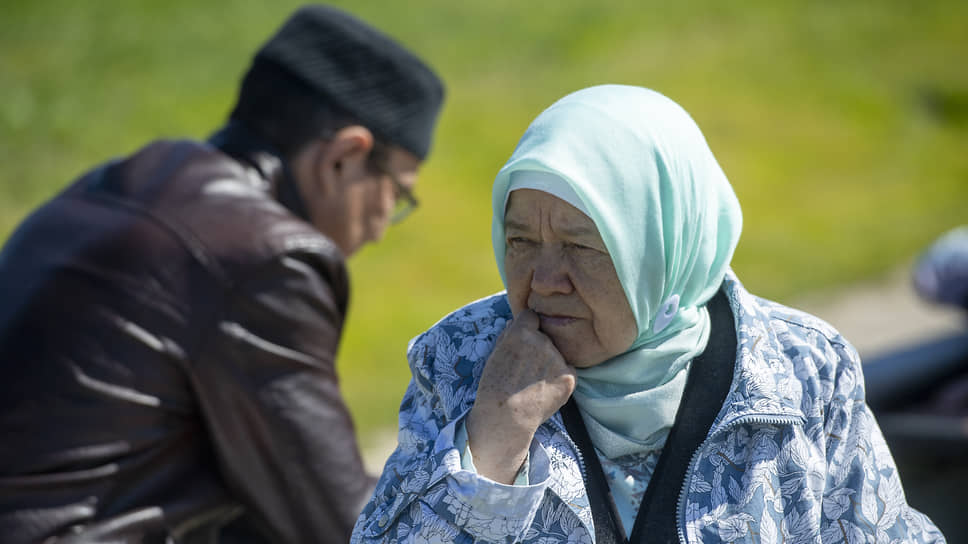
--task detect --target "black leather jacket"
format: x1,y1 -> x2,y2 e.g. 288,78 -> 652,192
0,125 -> 376,543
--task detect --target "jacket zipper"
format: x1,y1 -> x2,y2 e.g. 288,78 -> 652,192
675,414 -> 804,544
550,416 -> 588,482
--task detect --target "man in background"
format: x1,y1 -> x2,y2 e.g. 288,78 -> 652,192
0,4 -> 444,542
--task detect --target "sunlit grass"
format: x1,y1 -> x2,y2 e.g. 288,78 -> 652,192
2,0 -> 966,448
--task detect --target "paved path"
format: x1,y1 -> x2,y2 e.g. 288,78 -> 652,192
362,263 -> 968,472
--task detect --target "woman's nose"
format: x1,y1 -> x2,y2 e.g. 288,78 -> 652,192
530,251 -> 572,295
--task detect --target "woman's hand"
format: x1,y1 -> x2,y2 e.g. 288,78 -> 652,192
466,309 -> 577,484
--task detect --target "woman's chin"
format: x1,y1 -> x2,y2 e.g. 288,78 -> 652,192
555,344 -> 606,369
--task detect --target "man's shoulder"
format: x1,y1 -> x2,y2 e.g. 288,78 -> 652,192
123,139 -> 345,277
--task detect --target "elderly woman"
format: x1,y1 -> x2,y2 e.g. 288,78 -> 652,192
352,86 -> 945,543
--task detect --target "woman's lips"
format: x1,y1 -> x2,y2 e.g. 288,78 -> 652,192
537,313 -> 578,328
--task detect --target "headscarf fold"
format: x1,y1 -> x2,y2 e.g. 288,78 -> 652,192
491,85 -> 742,458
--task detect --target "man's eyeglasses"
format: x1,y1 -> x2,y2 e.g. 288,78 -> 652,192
384,169 -> 419,225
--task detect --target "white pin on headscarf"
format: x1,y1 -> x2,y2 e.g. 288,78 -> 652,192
652,294 -> 680,334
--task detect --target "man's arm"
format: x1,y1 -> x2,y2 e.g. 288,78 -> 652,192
190,250 -> 374,543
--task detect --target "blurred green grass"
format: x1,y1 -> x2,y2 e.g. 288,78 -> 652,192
2,0 -> 966,450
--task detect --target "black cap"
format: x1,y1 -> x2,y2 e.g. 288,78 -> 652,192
251,4 -> 445,159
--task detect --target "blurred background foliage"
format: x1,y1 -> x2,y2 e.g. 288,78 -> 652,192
2,0 -> 966,449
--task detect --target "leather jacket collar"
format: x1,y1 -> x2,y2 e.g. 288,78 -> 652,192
208,121 -> 312,222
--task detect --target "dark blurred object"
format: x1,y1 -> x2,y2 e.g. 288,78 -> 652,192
865,330 -> 968,542
867,225 -> 968,540
915,85 -> 968,127
913,225 -> 968,311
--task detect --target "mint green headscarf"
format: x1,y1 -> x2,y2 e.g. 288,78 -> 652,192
491,85 -> 742,459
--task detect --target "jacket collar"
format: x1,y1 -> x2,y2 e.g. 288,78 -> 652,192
208,121 -> 312,222
716,270 -> 807,428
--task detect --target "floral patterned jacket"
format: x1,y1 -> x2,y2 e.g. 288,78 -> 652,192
352,273 -> 945,543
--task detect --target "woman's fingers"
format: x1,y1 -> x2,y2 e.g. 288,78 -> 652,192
512,307 -> 540,330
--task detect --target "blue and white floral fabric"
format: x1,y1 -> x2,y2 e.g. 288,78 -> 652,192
352,272 -> 946,543
597,447 -> 664,536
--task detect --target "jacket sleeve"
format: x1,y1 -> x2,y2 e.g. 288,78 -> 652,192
820,339 -> 947,543
351,341 -> 552,543
189,249 -> 375,543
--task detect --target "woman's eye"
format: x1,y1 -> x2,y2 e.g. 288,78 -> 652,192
507,237 -> 532,247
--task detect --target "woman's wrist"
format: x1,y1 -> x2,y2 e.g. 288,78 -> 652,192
466,407 -> 534,484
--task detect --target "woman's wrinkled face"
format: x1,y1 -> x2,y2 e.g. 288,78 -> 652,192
504,189 -> 638,368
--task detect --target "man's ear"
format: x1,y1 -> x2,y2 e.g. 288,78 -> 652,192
316,125 -> 375,192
